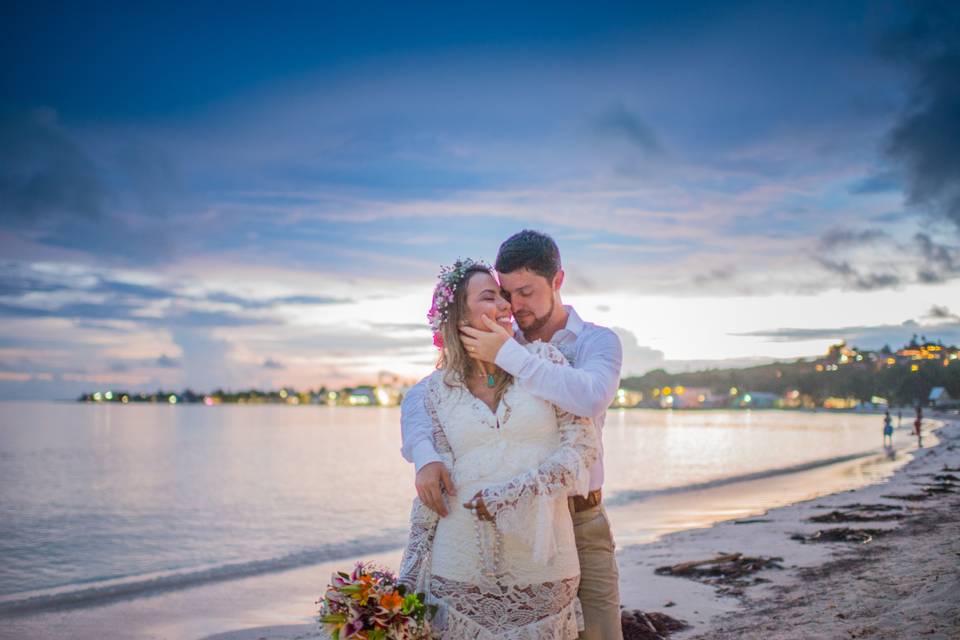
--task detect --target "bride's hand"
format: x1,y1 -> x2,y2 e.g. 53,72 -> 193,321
463,491 -> 493,521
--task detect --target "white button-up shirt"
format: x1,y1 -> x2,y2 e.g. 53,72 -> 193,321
400,305 -> 622,492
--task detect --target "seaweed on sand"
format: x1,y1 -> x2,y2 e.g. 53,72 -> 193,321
808,510 -> 907,523
621,610 -> 689,640
790,527 -> 887,544
655,553 -> 783,596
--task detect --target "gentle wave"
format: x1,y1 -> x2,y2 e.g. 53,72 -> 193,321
0,531 -> 407,616
0,447 -> 897,616
603,449 -> 882,507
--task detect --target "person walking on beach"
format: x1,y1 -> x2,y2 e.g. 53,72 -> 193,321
914,405 -> 923,447
402,230 -> 624,640
883,410 -> 893,447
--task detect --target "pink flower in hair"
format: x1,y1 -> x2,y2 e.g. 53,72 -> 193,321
426,257 -> 491,350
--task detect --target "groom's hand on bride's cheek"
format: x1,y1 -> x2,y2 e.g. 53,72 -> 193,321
460,318 -> 510,363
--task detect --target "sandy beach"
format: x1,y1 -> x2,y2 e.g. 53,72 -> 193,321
194,415 -> 959,640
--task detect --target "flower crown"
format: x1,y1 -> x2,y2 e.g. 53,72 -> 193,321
427,257 -> 492,349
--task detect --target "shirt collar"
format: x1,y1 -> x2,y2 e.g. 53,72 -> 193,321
560,305 -> 585,337
513,305 -> 584,345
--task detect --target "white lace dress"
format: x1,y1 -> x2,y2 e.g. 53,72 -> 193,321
398,342 -> 599,639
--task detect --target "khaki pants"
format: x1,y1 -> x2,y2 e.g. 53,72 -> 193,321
570,502 -> 623,640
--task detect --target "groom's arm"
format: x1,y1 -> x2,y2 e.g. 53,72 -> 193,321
496,329 -> 622,418
401,378 -> 457,517
400,379 -> 441,470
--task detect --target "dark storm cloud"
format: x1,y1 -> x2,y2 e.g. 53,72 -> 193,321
913,232 -> 960,283
0,109 -> 107,224
814,257 -> 901,291
925,305 -> 960,322
0,110 -> 176,263
818,227 -> 890,250
880,1 -> 960,230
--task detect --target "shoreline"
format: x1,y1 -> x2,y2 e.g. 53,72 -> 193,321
200,415 -> 957,640
1,417 -> 953,640
683,413 -> 959,639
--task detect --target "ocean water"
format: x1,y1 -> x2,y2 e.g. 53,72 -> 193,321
0,401 -> 902,613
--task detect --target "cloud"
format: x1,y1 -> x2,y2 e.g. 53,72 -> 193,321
809,228 -> 959,293
0,108 -> 107,225
692,266 -> 736,286
733,317 -> 960,349
611,327 -> 666,377
593,104 -> 664,157
814,256 -> 901,291
913,232 -> 960,283
0,276 -> 70,296
817,227 -> 890,250
0,297 -> 270,328
156,354 -> 181,368
880,1 -> 960,230
924,305 -> 960,323
0,109 -> 178,263
848,170 -> 901,194
262,357 -> 284,369
205,291 -> 351,309
169,327 -> 242,391
368,322 -> 430,332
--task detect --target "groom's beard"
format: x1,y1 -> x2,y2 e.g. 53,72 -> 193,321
518,297 -> 554,337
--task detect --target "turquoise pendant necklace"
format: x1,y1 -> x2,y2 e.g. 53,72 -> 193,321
479,367 -> 495,388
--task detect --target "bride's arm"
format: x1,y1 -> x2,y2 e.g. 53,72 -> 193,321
478,344 -> 599,520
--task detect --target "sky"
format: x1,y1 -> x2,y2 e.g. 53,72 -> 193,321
1,1 -> 959,399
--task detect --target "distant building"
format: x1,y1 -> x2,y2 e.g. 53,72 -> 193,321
613,388 -> 644,408
929,387 -> 956,408
346,387 -> 377,406
664,386 -> 719,409
735,391 -> 779,409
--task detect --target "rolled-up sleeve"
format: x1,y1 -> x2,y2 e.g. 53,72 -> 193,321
495,330 -> 622,419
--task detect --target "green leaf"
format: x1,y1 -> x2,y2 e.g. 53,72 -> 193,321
319,613 -> 346,624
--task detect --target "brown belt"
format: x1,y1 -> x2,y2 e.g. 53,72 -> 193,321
569,489 -> 602,513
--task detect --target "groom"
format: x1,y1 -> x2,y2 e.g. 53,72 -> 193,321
401,229 -> 624,640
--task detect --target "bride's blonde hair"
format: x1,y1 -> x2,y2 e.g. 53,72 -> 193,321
436,266 -> 512,405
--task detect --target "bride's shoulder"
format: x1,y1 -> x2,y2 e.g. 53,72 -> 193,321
523,340 -> 569,366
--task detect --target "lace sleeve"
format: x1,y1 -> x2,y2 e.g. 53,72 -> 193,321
398,372 -> 453,592
479,406 -> 597,517
478,343 -> 599,563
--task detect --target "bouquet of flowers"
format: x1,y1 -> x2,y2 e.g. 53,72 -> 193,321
318,562 -> 436,640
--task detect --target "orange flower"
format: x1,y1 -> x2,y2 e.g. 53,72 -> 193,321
379,590 -> 404,612
353,574 -> 375,601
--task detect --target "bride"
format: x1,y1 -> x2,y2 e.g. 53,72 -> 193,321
398,258 -> 598,639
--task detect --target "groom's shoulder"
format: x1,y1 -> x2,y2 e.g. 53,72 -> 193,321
578,318 -> 622,352
573,310 -> 616,340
